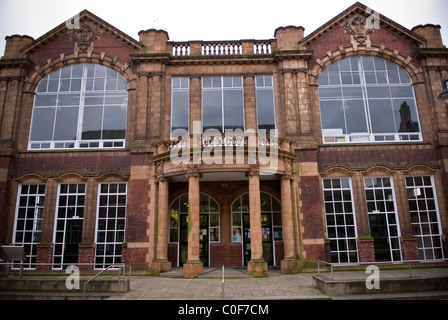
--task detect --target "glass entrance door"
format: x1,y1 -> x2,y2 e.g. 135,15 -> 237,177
199,214 -> 209,267
261,213 -> 274,266
242,213 -> 251,266
242,213 -> 273,266
179,214 -> 209,267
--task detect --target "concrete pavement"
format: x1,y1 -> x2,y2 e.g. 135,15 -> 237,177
107,266 -> 448,300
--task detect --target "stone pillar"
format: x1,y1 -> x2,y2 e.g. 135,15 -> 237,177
153,163 -> 172,272
247,165 -> 268,277
280,168 -> 300,273
183,166 -> 203,278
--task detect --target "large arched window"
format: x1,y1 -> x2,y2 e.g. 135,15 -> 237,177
29,63 -> 128,150
318,56 -> 421,144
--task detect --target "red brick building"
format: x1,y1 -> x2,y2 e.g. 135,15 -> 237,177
0,2 -> 447,278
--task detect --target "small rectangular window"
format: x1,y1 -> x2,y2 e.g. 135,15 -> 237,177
256,76 -> 276,132
171,77 -> 190,137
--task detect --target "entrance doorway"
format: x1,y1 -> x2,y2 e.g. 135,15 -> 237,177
64,220 -> 83,264
232,192 -> 282,267
242,212 -> 274,266
368,214 -> 391,262
179,214 -> 209,267
169,193 -> 220,267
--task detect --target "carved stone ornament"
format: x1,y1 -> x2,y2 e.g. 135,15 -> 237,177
185,165 -> 200,179
153,161 -> 166,183
71,23 -> 99,51
344,16 -> 374,46
248,164 -> 260,177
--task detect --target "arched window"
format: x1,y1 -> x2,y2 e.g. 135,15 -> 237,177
169,193 -> 220,243
231,192 -> 282,266
318,56 -> 421,144
29,63 -> 128,150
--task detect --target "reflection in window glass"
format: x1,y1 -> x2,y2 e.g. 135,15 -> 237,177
202,76 -> 244,132
171,77 -> 189,136
256,75 -> 276,132
318,56 -> 421,143
29,63 -> 128,150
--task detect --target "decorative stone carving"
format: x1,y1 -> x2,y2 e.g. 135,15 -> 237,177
185,165 -> 200,179
154,161 -> 166,183
248,164 -> 260,177
344,16 -> 374,47
283,159 -> 296,181
71,23 -> 99,52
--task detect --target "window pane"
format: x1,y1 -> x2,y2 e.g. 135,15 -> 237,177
171,91 -> 189,132
369,99 -> 396,133
319,87 -> 342,100
54,107 -> 79,140
30,108 -> 55,141
34,95 -> 57,107
223,89 -> 244,131
394,100 -> 420,133
203,90 -> 223,131
102,106 -> 127,139
58,94 -> 80,106
320,101 -> 345,133
345,100 -> 368,134
82,106 -> 102,139
257,89 -> 276,131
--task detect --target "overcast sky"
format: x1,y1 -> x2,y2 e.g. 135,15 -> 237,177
0,0 -> 447,56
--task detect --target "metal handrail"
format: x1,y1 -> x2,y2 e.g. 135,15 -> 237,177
317,259 -> 448,280
0,262 -> 131,299
83,264 -> 130,299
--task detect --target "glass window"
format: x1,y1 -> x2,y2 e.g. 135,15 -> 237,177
95,183 -> 127,269
405,176 -> 444,260
13,184 -> 46,269
171,77 -> 189,137
318,57 -> 421,144
29,63 -> 128,150
322,178 -> 359,264
202,76 -> 244,133
53,183 -> 86,269
231,192 -> 282,242
364,177 -> 402,262
169,193 -> 220,243
256,75 -> 276,133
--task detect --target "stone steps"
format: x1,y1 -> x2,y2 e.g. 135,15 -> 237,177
0,276 -> 129,300
313,273 -> 448,299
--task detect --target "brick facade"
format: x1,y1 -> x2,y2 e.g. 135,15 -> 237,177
1,3 -> 447,276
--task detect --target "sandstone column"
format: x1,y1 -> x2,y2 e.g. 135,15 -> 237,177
152,163 -> 172,272
247,165 -> 268,277
280,163 -> 300,273
183,166 -> 203,278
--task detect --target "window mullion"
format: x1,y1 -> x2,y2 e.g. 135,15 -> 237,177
221,77 -> 225,132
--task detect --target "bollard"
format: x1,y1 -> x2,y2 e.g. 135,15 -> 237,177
222,265 -> 225,299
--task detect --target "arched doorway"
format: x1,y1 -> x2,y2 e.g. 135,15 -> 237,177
169,193 -> 220,267
231,192 -> 282,266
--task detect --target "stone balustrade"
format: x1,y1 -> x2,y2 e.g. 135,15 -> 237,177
170,39 -> 275,57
